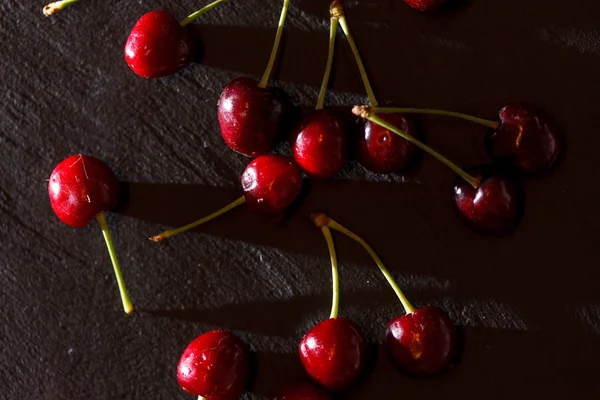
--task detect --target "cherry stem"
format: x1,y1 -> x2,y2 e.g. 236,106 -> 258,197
96,212 -> 134,314
372,107 -> 499,129
43,0 -> 79,16
179,0 -> 229,27
332,0 -> 378,106
258,0 -> 291,88
353,106 -> 481,188
149,196 -> 246,242
321,226 -> 340,319
315,15 -> 339,110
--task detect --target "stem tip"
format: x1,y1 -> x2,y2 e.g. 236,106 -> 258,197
352,105 -> 370,119
43,4 -> 59,16
311,213 -> 331,228
149,234 -> 164,243
330,0 -> 344,18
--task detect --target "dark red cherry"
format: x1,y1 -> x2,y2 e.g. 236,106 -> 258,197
48,154 -> 120,228
299,317 -> 366,392
356,113 -> 417,174
124,10 -> 194,78
218,77 -> 289,157
177,330 -> 249,400
386,306 -> 457,377
241,154 -> 303,217
290,109 -> 349,179
485,103 -> 561,173
403,0 -> 448,11
273,381 -> 332,400
453,168 -> 523,234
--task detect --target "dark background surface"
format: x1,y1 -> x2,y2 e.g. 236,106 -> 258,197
1,0 -> 600,398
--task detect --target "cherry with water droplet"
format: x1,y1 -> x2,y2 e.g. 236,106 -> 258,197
48,154 -> 134,314
273,381 -> 332,400
177,330 -> 249,400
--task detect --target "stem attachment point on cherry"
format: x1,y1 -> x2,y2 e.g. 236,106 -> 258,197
180,0 -> 229,27
96,212 -> 134,315
150,196 -> 246,242
43,0 -> 79,16
258,0 -> 291,88
352,105 -> 481,189
371,107 -> 499,129
315,15 -> 339,110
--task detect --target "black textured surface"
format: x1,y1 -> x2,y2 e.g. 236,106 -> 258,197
2,0 -> 600,399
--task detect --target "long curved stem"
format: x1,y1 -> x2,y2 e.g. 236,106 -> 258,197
258,0 -> 291,88
331,0 -> 378,106
318,226 -> 340,319
96,212 -> 134,314
43,0 -> 79,16
180,0 -> 229,27
372,107 -> 499,129
150,196 -> 246,242
353,106 -> 480,188
316,16 -> 339,110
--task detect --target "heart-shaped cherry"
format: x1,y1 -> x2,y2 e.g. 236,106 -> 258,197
177,330 -> 249,400
150,154 -> 303,241
273,381 -> 332,400
290,6 -> 349,178
403,0 -> 449,11
125,0 -> 227,78
300,218 -> 366,392
312,213 -> 458,377
48,154 -> 133,314
363,104 -> 562,173
453,167 -> 523,234
218,0 -> 292,157
43,0 -> 79,16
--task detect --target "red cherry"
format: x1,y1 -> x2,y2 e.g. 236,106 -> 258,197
124,10 -> 195,79
273,381 -> 332,400
299,317 -> 366,392
453,168 -> 523,234
177,330 -> 249,400
386,306 -> 457,377
290,109 -> 349,179
356,113 -> 418,174
241,154 -> 303,217
486,103 -> 561,173
403,0 -> 448,11
48,154 -> 119,228
218,77 -> 290,157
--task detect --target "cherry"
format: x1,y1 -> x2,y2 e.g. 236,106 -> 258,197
177,330 -> 249,400
43,0 -> 79,16
403,0 -> 448,11
312,213 -> 458,377
218,0 -> 292,157
453,167 -> 523,234
48,154 -> 133,314
124,0 -> 227,78
485,103 -> 561,173
150,154 -> 302,241
273,381 -> 332,400
290,5 -> 349,178
300,218 -> 366,392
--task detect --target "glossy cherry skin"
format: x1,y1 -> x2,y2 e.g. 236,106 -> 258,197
299,317 -> 366,392
290,109 -> 349,179
48,154 -> 120,228
386,306 -> 457,377
403,0 -> 448,11
485,103 -> 561,173
124,10 -> 195,78
177,330 -> 249,400
453,168 -> 523,234
356,113 -> 417,174
218,77 -> 289,157
274,381 -> 332,400
241,154 -> 303,217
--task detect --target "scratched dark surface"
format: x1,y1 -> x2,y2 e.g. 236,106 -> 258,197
1,0 -> 600,398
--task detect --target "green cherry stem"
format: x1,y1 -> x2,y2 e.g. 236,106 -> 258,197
331,0 -> 378,106
372,107 -> 499,129
150,196 -> 246,242
258,0 -> 291,88
43,0 -> 79,16
313,213 -> 415,315
180,0 -> 229,27
96,212 -> 134,314
315,14 -> 339,110
353,105 -> 481,188
312,214 -> 340,319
